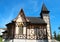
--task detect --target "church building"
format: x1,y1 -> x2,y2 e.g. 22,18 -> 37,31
3,3 -> 52,42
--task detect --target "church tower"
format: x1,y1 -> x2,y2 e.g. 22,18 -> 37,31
40,3 -> 52,40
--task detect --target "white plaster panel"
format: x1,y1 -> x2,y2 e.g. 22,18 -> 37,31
16,15 -> 26,22
27,29 -> 30,35
15,26 -> 19,34
16,15 -> 23,22
23,27 -> 26,34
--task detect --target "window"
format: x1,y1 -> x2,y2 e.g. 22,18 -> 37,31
34,27 -> 39,36
18,23 -> 23,35
34,27 -> 44,36
19,26 -> 23,35
39,29 -> 42,35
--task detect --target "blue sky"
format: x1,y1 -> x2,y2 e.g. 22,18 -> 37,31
0,0 -> 60,35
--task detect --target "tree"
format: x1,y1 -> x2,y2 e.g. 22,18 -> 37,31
56,34 -> 60,41
53,31 -> 60,41
58,27 -> 60,30
53,27 -> 60,41
58,27 -> 60,34
53,31 -> 56,39
56,27 -> 60,41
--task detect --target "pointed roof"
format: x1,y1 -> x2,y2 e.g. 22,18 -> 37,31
19,8 -> 24,15
41,3 -> 49,11
13,9 -> 27,22
16,8 -> 25,19
40,3 -> 50,18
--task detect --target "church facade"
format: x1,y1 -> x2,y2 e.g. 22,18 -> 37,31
3,4 -> 52,42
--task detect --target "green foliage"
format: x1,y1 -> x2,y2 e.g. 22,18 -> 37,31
56,34 -> 60,41
53,31 -> 60,41
0,37 -> 2,42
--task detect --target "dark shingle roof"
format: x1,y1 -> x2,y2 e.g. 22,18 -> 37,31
26,17 -> 46,24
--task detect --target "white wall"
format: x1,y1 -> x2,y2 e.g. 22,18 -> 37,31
0,29 -> 5,35
3,39 -> 48,42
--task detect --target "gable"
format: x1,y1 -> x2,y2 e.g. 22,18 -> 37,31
14,9 -> 27,22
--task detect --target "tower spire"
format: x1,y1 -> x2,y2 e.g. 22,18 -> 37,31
41,3 -> 49,14
40,3 -> 50,18
42,3 -> 48,11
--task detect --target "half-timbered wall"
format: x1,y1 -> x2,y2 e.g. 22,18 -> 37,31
26,24 -> 47,39
14,24 -> 47,40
